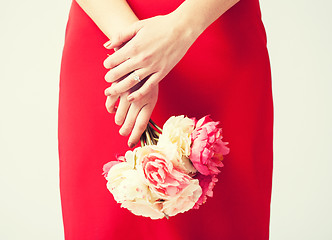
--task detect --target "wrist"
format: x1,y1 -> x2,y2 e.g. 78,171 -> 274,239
167,12 -> 203,47
169,3 -> 208,42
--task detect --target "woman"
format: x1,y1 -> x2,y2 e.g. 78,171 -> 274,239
58,0 -> 274,239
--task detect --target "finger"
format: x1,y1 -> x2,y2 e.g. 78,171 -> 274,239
104,58 -> 138,83
105,95 -> 119,113
128,104 -> 154,148
103,22 -> 142,50
114,93 -> 130,126
118,103 -> 140,136
103,47 -> 131,70
105,68 -> 151,96
127,73 -> 161,102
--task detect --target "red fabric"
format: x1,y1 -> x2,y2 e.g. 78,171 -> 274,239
58,0 -> 273,239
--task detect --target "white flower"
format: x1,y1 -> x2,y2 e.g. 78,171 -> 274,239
158,115 -> 194,156
122,199 -> 164,220
106,162 -> 143,203
162,179 -> 202,217
157,142 -> 197,174
157,115 -> 196,173
106,159 -> 165,219
123,147 -> 141,169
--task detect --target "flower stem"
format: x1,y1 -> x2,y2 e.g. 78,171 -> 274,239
140,119 -> 162,146
148,124 -> 158,145
140,137 -> 145,147
145,128 -> 152,145
149,119 -> 163,133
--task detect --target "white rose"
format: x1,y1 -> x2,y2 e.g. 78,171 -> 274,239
157,142 -> 197,174
157,115 -> 196,174
106,162 -> 144,203
158,115 -> 194,157
162,179 -> 202,217
123,147 -> 141,169
122,199 -> 164,220
106,160 -> 165,219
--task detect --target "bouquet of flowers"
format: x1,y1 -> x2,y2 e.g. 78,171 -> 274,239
102,115 -> 229,219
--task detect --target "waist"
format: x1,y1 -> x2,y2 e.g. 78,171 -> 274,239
127,0 -> 263,21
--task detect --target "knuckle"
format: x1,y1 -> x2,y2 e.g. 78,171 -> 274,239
135,91 -> 143,100
129,77 -> 137,85
109,90 -> 116,96
111,88 -> 118,95
148,80 -> 156,88
140,54 -> 151,64
130,44 -> 138,54
145,83 -> 153,92
115,33 -> 122,43
137,122 -> 147,132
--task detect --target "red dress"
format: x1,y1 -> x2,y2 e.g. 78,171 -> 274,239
58,0 -> 273,239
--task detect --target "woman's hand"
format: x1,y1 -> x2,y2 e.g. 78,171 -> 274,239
103,13 -> 200,102
105,80 -> 158,148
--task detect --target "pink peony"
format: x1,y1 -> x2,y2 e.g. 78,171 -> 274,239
190,115 -> 230,175
193,173 -> 218,209
137,146 -> 193,199
162,179 -> 202,217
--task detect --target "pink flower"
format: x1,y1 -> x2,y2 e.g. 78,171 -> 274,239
162,179 -> 202,217
137,146 -> 193,199
190,115 -> 230,175
193,173 -> 218,209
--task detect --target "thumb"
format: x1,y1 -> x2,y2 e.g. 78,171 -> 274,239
103,22 -> 142,50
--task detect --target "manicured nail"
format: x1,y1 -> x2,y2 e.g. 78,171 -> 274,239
103,40 -> 112,48
127,95 -> 134,102
129,142 -> 135,148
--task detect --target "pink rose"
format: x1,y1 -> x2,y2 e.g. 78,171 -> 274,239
193,173 -> 218,209
162,179 -> 202,217
138,146 -> 192,199
190,115 -> 230,175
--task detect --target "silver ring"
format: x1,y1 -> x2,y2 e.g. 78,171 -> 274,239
132,71 -> 141,82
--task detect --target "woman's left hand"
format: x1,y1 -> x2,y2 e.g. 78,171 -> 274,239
103,13 -> 200,102
105,80 -> 158,148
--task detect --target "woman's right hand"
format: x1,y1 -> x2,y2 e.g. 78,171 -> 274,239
103,14 -> 200,103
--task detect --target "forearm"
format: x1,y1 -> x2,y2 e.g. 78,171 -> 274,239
75,0 -> 138,39
172,0 -> 240,38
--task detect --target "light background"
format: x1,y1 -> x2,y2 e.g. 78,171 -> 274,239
0,0 -> 331,239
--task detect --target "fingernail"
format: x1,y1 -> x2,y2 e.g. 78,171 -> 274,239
127,95 -> 134,102
129,142 -> 135,148
103,40 -> 112,48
